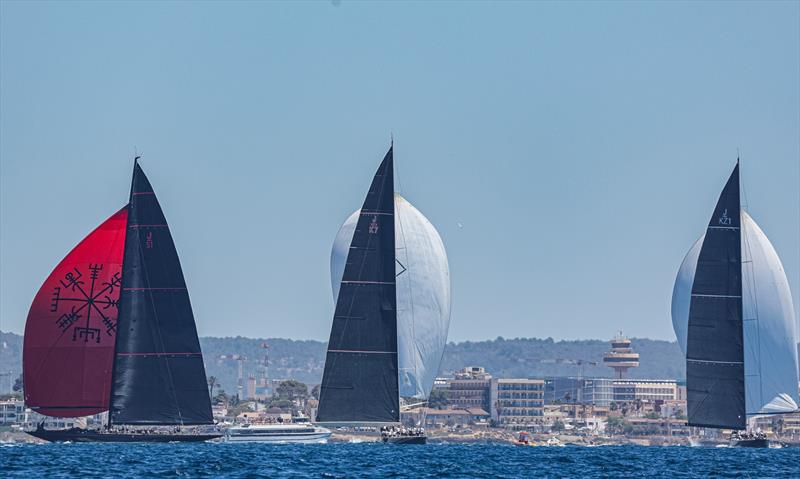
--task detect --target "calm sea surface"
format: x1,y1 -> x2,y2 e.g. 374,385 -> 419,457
2,442 -> 799,478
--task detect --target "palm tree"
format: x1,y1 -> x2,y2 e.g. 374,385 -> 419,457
208,376 -> 218,399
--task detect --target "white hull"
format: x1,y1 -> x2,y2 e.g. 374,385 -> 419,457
225,432 -> 330,444
224,424 -> 331,444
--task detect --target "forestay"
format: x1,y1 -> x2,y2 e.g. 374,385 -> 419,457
110,162 -> 213,425
318,147 -> 400,424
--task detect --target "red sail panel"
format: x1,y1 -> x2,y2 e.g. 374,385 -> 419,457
23,207 -> 128,417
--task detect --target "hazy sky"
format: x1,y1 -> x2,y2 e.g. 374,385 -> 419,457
1,2 -> 798,343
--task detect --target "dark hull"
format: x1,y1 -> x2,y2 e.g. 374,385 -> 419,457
732,438 -> 770,448
382,435 -> 427,445
27,428 -> 221,443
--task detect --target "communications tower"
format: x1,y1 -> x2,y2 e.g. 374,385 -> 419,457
602,332 -> 639,379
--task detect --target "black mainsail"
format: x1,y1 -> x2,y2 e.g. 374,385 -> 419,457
317,147 -> 399,424
686,163 -> 745,429
110,161 -> 213,425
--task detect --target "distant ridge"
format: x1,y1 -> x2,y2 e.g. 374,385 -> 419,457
7,331 -> 796,398
1,331 -> 685,396
438,336 -> 685,381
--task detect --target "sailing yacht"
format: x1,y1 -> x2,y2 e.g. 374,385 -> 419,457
317,144 -> 450,444
330,191 -> 451,403
23,159 -> 220,442
671,161 -> 799,448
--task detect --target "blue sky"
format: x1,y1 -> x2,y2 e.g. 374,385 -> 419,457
1,1 -> 798,342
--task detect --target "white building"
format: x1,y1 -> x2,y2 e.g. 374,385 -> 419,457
490,378 -> 545,428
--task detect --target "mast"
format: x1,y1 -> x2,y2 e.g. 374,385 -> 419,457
317,146 -> 399,425
106,156 -> 138,428
686,163 -> 745,429
109,161 -> 213,425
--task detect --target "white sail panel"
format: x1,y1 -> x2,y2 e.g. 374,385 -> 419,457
672,210 -> 800,415
670,236 -> 702,352
759,393 -> 798,414
331,194 -> 451,399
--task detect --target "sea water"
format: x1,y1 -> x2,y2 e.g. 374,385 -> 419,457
2,442 -> 798,478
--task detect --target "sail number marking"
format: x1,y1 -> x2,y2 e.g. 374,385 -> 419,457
368,215 -> 379,234
718,208 -> 732,226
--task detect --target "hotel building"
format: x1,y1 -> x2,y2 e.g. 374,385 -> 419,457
490,378 -> 545,428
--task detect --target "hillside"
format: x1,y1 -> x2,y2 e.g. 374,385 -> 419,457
0,331 -> 23,392
200,336 -> 327,394
438,336 -> 685,381
0,331 -> 693,395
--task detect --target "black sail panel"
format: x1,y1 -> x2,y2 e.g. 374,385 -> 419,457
686,163 -> 745,429
317,147 -> 399,423
110,162 -> 213,425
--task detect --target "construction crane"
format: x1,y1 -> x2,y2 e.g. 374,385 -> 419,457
258,343 -> 269,379
219,354 -> 247,399
539,358 -> 598,402
0,371 -> 14,394
539,358 -> 598,379
539,358 -> 598,380
539,358 -> 599,426
257,342 -> 270,395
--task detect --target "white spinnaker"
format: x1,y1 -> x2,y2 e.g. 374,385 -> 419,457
331,194 -> 451,399
672,211 -> 799,414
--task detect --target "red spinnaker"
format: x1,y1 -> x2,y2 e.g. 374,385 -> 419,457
23,207 -> 128,417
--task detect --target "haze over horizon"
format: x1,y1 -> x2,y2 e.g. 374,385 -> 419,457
1,2 -> 798,343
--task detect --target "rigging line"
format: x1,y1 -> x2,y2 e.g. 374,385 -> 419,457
109,163 -> 140,427
742,213 -> 764,410
393,140 -> 405,197
736,160 -> 760,412
740,161 -> 764,410
740,155 -> 750,211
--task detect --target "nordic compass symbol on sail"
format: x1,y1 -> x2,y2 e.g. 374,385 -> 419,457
719,208 -> 732,226
369,215 -> 380,234
49,264 -> 122,343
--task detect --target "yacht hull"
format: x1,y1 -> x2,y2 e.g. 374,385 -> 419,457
382,435 -> 427,445
27,427 -> 221,443
732,439 -> 771,448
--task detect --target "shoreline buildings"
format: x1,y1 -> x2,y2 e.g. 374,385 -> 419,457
434,366 -> 682,430
443,367 -> 493,412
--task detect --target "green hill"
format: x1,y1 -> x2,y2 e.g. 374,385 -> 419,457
439,336 -> 685,381
1,331 -> 691,396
